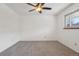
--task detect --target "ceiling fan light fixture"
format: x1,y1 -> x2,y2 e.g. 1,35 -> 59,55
27,3 -> 52,14
35,7 -> 42,12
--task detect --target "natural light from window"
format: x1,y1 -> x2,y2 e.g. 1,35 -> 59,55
71,17 -> 79,24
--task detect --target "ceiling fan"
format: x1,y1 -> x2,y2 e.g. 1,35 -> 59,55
26,3 -> 52,14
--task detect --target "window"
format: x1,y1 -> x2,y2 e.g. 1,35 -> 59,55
64,9 -> 79,29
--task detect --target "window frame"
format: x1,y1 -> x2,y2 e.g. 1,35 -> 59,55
64,9 -> 79,29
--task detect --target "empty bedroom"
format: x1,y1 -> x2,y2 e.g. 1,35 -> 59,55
0,3 -> 79,56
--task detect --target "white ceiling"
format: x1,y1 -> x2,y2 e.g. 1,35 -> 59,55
5,3 -> 71,16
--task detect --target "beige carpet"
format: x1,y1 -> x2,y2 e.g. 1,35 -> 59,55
0,41 -> 79,56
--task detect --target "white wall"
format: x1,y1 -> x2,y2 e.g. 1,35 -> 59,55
0,3 -> 57,52
56,3 -> 79,53
0,4 -> 19,52
19,15 -> 56,41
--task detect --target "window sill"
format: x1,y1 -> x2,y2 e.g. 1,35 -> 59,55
64,27 -> 79,29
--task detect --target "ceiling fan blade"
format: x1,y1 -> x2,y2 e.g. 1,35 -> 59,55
41,3 -> 45,6
35,3 -> 45,7
36,3 -> 40,6
29,9 -> 35,12
38,11 -> 42,14
43,7 -> 52,10
27,3 -> 36,7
